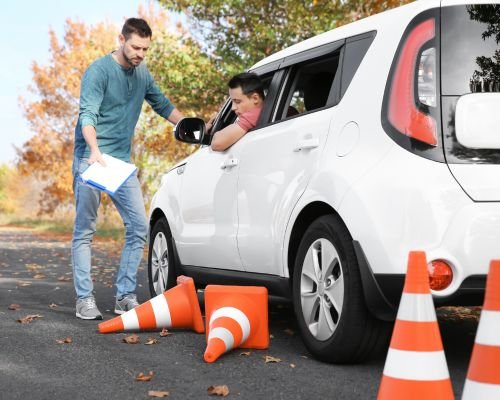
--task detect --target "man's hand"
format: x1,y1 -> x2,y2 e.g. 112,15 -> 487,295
206,114 -> 217,133
88,149 -> 106,166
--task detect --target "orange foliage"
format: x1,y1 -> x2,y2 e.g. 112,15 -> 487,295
17,20 -> 118,215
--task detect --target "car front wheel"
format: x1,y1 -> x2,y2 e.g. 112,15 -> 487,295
293,214 -> 389,363
148,216 -> 177,297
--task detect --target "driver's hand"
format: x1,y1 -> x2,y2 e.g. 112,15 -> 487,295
206,114 -> 217,133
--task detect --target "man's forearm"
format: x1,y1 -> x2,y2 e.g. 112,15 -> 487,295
168,108 -> 184,125
211,123 -> 246,152
81,125 -> 105,165
82,125 -> 99,152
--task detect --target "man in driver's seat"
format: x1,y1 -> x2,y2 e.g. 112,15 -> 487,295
210,72 -> 265,152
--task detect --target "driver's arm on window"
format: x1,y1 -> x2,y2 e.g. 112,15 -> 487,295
210,123 -> 247,152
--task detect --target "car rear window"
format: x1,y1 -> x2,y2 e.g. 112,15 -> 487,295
441,4 -> 500,164
441,4 -> 500,95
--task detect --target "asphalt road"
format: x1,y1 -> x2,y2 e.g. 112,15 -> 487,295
0,226 -> 478,399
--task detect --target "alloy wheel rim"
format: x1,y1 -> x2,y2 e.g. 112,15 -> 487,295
151,232 -> 169,295
300,238 -> 344,341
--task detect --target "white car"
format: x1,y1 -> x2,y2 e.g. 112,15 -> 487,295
147,0 -> 500,363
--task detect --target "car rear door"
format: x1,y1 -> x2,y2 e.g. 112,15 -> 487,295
236,42 -> 344,275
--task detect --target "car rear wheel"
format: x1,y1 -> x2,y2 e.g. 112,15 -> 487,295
293,214 -> 389,363
148,217 -> 177,297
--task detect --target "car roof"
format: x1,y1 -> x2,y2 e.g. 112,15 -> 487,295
250,0 -> 452,71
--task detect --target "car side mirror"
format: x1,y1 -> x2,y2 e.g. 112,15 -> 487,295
174,117 -> 206,144
456,93 -> 500,149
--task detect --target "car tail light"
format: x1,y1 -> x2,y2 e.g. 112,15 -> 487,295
387,18 -> 438,146
427,259 -> 453,291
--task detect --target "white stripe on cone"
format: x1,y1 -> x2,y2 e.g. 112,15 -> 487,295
463,380 -> 500,400
396,293 -> 437,322
208,327 -> 234,352
122,309 -> 140,330
475,310 -> 500,346
150,294 -> 172,328
383,348 -> 450,381
209,307 -> 251,344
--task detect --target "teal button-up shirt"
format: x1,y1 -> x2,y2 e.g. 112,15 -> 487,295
74,53 -> 174,162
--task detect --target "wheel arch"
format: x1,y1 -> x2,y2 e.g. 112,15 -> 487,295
287,201 -> 346,282
149,208 -> 166,238
287,201 -> 397,322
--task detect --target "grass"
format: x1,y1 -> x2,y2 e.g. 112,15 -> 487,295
2,218 -> 124,241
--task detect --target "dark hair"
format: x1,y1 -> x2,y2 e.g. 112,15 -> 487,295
122,18 -> 152,40
228,72 -> 265,100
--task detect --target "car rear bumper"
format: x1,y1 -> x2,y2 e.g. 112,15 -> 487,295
354,240 -> 487,321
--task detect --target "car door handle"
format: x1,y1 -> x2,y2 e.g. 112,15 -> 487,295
294,138 -> 319,152
220,158 -> 239,169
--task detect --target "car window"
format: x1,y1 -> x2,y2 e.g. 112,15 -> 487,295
274,52 -> 341,122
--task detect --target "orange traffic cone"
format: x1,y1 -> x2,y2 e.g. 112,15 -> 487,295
377,251 -> 454,400
203,285 -> 269,363
462,260 -> 500,399
98,275 -> 204,334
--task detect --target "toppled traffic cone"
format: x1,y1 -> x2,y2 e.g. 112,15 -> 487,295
204,285 -> 268,363
377,251 -> 454,400
462,260 -> 500,399
98,275 -> 204,334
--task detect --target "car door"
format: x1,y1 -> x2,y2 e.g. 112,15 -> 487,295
236,43 -> 343,275
175,144 -> 243,270
174,72 -> 278,271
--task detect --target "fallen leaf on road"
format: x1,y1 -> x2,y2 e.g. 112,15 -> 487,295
33,274 -> 46,279
8,304 -> 21,311
145,338 -> 159,345
17,281 -> 31,287
56,337 -> 73,344
17,314 -> 43,324
284,328 -> 295,336
240,351 -> 251,356
264,355 -> 281,363
48,303 -> 59,309
123,334 -> 140,344
269,334 -> 274,339
57,276 -> 71,282
148,390 -> 169,398
136,371 -> 154,382
290,363 -> 296,368
159,328 -> 171,337
207,385 -> 229,397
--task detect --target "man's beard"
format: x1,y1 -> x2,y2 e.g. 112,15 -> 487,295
123,52 -> 138,68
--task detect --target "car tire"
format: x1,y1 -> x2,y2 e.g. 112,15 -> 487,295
148,216 -> 178,297
292,214 -> 390,363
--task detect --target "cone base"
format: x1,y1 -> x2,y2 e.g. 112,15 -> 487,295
378,376 -> 454,400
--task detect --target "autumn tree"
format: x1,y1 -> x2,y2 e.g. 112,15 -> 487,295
133,6 -> 227,201
17,20 -> 117,215
17,7 -> 225,215
158,0 -> 414,72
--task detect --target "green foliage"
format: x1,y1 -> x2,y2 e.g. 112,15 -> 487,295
131,10 -> 230,203
158,0 -> 414,71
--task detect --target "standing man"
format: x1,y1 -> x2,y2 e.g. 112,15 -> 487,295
72,18 -> 183,320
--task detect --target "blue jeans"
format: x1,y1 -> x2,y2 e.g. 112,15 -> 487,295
71,158 -> 148,300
